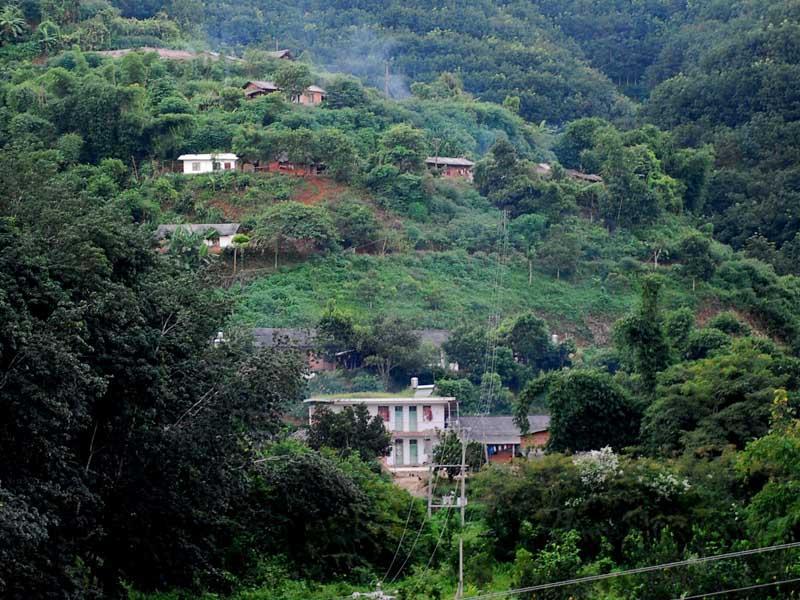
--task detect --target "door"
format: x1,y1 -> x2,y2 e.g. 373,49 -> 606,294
423,438 -> 432,460
394,406 -> 404,431
409,439 -> 418,465
408,406 -> 418,432
394,439 -> 404,466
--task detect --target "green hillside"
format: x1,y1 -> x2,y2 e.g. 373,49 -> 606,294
4,1 -> 800,599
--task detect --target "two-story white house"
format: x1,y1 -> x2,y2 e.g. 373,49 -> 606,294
305,382 -> 457,472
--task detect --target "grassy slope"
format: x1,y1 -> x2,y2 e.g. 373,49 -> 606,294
154,169 -> 722,347
230,251 -> 636,335
229,245 -> 714,346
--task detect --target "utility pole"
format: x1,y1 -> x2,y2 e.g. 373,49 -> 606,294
385,61 -> 390,98
457,434 -> 467,599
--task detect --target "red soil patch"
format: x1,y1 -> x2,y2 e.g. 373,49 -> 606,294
291,176 -> 348,205
208,198 -> 248,221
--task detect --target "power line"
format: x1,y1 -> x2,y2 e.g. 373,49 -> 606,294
462,541 -> 800,600
380,492 -> 418,583
387,467 -> 443,583
458,209 -> 510,599
672,576 -> 800,600
422,496 -> 455,572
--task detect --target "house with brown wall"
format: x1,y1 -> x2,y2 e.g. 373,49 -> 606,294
243,80 -> 281,99
426,157 -> 475,181
294,85 -> 327,106
457,415 -> 550,463
243,81 -> 326,105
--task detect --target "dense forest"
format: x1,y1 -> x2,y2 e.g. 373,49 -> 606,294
3,0 -> 800,598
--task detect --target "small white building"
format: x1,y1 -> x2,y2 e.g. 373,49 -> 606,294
154,223 -> 241,250
177,153 -> 239,174
305,383 -> 457,472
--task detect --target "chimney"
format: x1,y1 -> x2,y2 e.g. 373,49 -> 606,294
411,377 -> 419,389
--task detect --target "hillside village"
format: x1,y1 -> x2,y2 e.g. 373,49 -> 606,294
4,1 -> 800,599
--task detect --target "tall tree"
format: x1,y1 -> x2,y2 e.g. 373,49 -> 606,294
308,405 -> 392,461
614,275 -> 671,393
516,370 -> 642,452
359,316 -> 423,388
252,201 -> 338,268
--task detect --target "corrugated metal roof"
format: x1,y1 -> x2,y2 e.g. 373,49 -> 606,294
177,153 -> 239,161
458,415 -> 550,442
252,328 -> 451,348
253,328 -> 316,349
245,80 -> 280,91
93,47 -> 242,62
414,385 -> 435,398
266,49 -> 293,59
565,169 -> 603,183
417,329 -> 451,347
426,156 -> 475,167
154,223 -> 240,238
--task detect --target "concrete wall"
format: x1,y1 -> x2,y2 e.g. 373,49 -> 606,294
182,159 -> 238,174
201,234 -> 235,249
310,401 -> 448,468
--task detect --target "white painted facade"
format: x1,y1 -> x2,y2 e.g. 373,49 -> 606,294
154,224 -> 240,251
177,153 -> 239,174
305,392 -> 456,471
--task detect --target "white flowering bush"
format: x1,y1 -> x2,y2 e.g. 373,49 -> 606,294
572,446 -> 622,487
638,470 -> 692,499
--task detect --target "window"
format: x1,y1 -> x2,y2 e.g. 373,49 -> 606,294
192,162 -> 201,172
212,162 -> 221,171
423,406 -> 433,422
378,406 -> 389,422
408,406 -> 418,432
394,406 -> 404,431
224,162 -> 232,170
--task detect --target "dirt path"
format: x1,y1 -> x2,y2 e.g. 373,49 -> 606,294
392,472 -> 429,498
